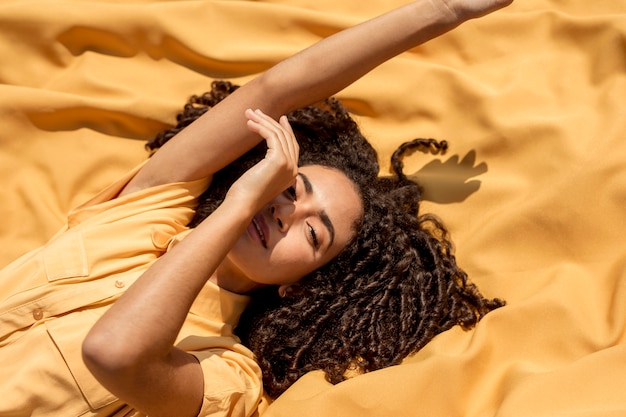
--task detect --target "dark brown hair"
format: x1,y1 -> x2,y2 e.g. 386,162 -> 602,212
148,81 -> 504,398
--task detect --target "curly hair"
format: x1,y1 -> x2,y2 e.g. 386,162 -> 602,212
148,81 -> 504,398
148,81 -> 379,227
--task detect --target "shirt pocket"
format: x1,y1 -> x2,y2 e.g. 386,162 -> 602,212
45,308 -> 118,411
43,228 -> 90,282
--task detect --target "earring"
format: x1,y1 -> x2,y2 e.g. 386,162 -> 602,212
278,284 -> 300,298
278,286 -> 289,298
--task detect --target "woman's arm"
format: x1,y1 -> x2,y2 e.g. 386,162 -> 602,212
120,0 -> 513,196
83,110 -> 300,417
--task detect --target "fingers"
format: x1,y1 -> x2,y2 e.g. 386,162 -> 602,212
245,108 -> 299,171
225,110 -> 300,209
279,115 -> 299,162
439,0 -> 514,21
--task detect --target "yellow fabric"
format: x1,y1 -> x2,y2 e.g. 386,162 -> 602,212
0,166 -> 262,416
0,0 -> 624,416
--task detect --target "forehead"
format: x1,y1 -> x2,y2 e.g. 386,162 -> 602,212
299,165 -> 363,243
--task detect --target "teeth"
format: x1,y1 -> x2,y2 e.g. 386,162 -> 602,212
252,218 -> 266,246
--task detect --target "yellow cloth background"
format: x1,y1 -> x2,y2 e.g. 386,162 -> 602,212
1,1 -> 625,416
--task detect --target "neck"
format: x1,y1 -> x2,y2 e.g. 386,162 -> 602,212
210,259 -> 264,295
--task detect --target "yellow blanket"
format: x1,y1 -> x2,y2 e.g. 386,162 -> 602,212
1,1 -> 625,416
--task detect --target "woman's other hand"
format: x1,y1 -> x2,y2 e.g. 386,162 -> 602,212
225,109 -> 300,213
432,0 -> 514,22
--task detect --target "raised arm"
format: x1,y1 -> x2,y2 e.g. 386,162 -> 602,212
120,0 -> 513,196
83,110 -> 300,417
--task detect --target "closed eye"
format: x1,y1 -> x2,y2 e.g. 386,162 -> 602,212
299,172 -> 335,249
307,223 -> 319,249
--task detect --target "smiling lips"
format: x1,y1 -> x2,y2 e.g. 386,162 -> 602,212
252,214 -> 268,248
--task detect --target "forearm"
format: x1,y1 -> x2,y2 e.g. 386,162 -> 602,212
88,199 -> 249,349
260,0 -> 463,112
188,1 -> 464,153
82,197 -> 252,416
84,107 -> 299,415
123,0 -> 477,194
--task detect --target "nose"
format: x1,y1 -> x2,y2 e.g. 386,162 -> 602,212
270,201 -> 297,233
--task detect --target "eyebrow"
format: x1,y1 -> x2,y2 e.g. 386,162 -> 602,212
298,172 -> 335,248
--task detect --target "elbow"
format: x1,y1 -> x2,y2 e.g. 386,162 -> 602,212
82,328 -> 140,385
254,66 -> 306,113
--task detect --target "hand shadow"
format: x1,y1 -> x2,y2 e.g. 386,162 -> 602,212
404,150 -> 488,204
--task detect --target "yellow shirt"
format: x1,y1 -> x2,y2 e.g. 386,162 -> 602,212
0,165 -> 263,417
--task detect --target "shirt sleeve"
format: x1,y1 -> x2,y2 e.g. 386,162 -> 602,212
190,348 -> 263,417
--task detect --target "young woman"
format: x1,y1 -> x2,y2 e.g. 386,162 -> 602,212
0,0 -> 511,416
147,82 -> 505,400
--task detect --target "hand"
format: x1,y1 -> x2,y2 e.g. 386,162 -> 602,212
432,0 -> 514,22
225,109 -> 300,213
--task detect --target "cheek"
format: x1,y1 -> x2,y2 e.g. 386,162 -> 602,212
268,241 -> 319,280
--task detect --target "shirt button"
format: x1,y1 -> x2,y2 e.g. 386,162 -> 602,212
114,280 -> 125,288
33,308 -> 44,320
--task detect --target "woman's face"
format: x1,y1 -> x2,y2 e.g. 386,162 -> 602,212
223,165 -> 363,291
